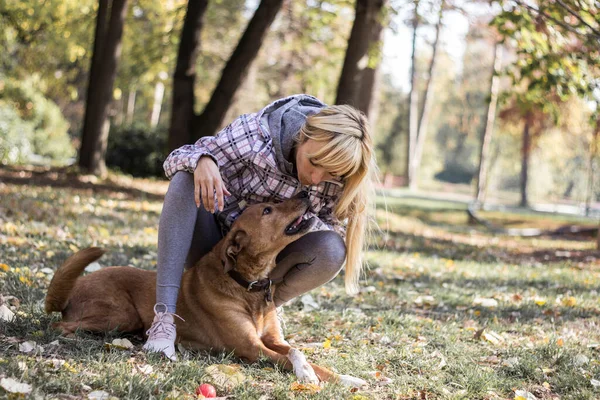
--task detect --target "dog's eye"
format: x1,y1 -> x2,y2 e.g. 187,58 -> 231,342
262,207 -> 272,215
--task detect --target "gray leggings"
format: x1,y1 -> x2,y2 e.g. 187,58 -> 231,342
156,172 -> 346,313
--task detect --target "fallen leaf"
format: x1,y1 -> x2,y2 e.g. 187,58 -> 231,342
414,295 -> 436,306
88,390 -> 112,399
112,338 -> 133,349
0,377 -> 32,394
300,294 -> 320,311
534,297 -> 547,306
205,364 -> 246,389
514,389 -> 537,400
323,338 -> 331,349
573,354 -> 589,366
0,304 -> 14,322
561,296 -> 577,307
19,340 -> 42,354
104,338 -> 134,351
480,330 -> 504,345
290,381 -> 321,394
473,297 -> 498,308
502,357 -> 519,368
132,364 -> 153,376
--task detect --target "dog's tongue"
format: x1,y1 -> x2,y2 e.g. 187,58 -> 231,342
293,215 -> 302,227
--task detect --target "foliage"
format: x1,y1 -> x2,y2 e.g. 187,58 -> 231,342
105,124 -> 168,178
491,0 -> 599,121
0,75 -> 75,164
434,23 -> 495,185
0,104 -> 35,164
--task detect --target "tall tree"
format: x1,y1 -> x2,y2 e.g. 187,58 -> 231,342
408,0 -> 445,190
79,0 -> 129,175
405,0 -> 420,186
475,41 -> 503,204
335,0 -> 386,111
168,0 -> 209,152
492,0 -> 598,206
194,0 -> 285,138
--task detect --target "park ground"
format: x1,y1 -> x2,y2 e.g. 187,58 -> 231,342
1,165 -> 600,399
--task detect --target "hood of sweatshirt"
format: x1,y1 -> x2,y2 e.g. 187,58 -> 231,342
259,94 -> 327,176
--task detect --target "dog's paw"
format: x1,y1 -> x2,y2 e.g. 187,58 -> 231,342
338,374 -> 367,388
288,348 -> 319,384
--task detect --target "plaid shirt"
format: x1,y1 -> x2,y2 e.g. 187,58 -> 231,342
163,96 -> 346,237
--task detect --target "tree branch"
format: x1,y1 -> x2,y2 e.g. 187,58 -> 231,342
512,0 -> 600,40
554,0 -> 600,37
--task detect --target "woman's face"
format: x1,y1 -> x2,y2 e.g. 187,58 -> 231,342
295,139 -> 335,186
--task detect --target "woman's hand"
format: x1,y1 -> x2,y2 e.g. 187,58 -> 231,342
193,156 -> 231,213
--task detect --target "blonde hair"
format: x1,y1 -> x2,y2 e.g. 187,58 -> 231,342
298,105 -> 377,295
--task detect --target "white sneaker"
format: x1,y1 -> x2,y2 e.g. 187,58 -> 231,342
143,303 -> 181,361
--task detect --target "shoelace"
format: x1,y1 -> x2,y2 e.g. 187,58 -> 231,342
146,303 -> 184,340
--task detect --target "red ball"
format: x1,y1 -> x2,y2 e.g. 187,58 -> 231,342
195,383 -> 217,398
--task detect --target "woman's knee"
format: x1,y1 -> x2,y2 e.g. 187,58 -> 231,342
311,230 -> 346,276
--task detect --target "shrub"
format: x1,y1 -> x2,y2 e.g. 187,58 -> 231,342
0,75 -> 75,164
106,124 -> 168,178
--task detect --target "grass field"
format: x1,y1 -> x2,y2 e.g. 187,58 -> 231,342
1,166 -> 600,399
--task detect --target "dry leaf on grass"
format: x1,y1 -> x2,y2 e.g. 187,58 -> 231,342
104,338 -> 133,350
205,364 -> 246,389
88,390 -> 117,400
0,377 -> 32,394
514,389 -> 537,400
19,340 -> 43,354
290,381 -> 321,394
0,304 -> 14,322
473,297 -> 498,308
475,329 -> 504,345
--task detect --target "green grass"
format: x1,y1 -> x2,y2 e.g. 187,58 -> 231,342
1,167 -> 600,399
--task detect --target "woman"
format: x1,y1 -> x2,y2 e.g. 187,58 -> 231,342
144,94 -> 376,360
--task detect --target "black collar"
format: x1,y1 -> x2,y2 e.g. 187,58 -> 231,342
227,270 -> 274,302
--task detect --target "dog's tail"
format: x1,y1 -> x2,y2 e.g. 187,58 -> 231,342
45,247 -> 105,314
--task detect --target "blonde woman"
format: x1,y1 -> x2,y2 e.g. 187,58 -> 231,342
144,94 -> 376,360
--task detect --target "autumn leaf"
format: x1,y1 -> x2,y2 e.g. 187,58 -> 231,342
0,377 -> 32,395
205,364 -> 246,389
104,338 -> 134,350
514,389 -> 537,400
290,381 -> 321,394
561,296 -> 577,307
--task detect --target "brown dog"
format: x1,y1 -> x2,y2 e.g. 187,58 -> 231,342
45,195 -> 365,387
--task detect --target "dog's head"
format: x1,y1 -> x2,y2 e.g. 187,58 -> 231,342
220,193 -> 316,278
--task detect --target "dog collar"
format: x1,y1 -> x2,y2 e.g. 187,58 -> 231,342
227,270 -> 274,302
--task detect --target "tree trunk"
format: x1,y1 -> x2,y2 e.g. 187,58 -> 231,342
78,0 -> 129,176
520,113 -> 532,208
356,2 -> 386,118
126,87 -> 136,125
78,0 -> 109,174
335,0 -> 386,108
168,0 -> 209,152
586,115 -> 599,215
194,0 -> 284,139
475,42 -> 502,205
409,0 -> 445,191
405,0 -> 419,187
150,81 -> 165,129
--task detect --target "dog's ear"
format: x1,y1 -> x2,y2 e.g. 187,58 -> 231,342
221,229 -> 248,272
